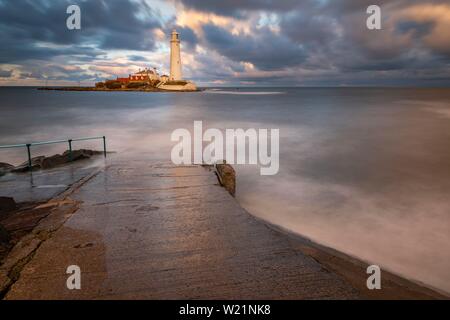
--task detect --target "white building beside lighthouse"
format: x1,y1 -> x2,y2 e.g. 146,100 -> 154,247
158,29 -> 197,91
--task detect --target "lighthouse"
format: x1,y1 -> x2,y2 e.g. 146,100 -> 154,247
158,29 -> 197,91
169,29 -> 182,81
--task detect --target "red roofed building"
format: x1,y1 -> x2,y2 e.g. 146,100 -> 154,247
116,77 -> 130,84
104,67 -> 165,89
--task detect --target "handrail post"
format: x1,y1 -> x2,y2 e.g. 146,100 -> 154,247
26,143 -> 32,170
68,139 -> 73,162
103,136 -> 107,157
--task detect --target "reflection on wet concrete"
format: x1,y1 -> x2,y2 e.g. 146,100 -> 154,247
0,157 -> 106,203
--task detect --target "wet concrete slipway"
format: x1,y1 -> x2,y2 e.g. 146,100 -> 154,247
0,154 -> 444,299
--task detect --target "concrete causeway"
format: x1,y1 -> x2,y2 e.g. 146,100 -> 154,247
3,158 -> 362,299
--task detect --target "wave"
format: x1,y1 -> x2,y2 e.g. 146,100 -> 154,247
423,106 -> 450,119
204,90 -> 284,95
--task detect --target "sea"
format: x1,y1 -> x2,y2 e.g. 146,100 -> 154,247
1,86 -> 450,294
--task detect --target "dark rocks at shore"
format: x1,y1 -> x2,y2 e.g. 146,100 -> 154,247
12,156 -> 45,172
10,149 -> 104,173
0,163 -> 14,170
0,197 -> 16,215
0,163 -> 14,177
37,87 -> 202,93
0,224 -> 11,245
215,162 -> 236,196
38,87 -> 164,92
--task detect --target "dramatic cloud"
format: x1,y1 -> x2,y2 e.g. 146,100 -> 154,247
176,0 -> 450,85
0,0 -> 449,86
0,0 -> 161,59
174,0 -> 301,17
202,24 -> 306,71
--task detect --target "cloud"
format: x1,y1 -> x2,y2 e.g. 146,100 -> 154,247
202,24 -> 306,71
127,55 -> 151,62
0,0 -> 161,63
174,0 -> 300,17
396,3 -> 450,56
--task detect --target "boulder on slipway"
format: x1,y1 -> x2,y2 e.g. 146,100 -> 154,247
215,162 -> 236,196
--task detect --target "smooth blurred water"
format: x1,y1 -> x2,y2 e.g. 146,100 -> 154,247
1,86 -> 450,293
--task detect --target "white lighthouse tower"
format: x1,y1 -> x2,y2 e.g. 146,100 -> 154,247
169,29 -> 182,81
159,29 -> 197,91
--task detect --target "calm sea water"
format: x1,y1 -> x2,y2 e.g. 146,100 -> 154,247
1,87 -> 450,293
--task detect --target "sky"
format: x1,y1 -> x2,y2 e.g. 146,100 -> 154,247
0,0 -> 449,87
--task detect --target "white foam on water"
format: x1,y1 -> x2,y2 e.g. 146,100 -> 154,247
423,107 -> 450,119
34,184 -> 67,188
204,90 -> 284,95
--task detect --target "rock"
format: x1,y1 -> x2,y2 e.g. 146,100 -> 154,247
0,162 -> 14,176
0,224 -> 10,244
40,153 -> 70,169
11,149 -> 103,172
12,156 -> 45,173
216,162 -> 236,196
62,149 -> 102,162
0,197 -> 16,214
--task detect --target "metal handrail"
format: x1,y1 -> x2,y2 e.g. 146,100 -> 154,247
0,136 -> 107,170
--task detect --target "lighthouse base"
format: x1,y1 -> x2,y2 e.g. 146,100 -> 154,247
158,80 -> 197,92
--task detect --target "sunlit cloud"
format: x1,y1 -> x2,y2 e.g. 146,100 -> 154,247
397,3 -> 450,55
175,8 -> 254,36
